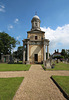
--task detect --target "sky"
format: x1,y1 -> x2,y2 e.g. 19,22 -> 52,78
0,0 -> 69,54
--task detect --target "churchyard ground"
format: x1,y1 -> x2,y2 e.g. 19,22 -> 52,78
0,77 -> 24,100
0,64 -> 69,100
42,62 -> 69,99
0,64 -> 31,71
52,76 -> 69,97
42,62 -> 69,71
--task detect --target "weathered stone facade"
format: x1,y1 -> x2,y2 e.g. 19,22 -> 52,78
29,45 -> 43,63
23,15 -> 50,64
1,54 -> 10,63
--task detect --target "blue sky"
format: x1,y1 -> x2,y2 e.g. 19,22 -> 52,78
0,0 -> 69,53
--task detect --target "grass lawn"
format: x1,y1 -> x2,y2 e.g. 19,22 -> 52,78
52,76 -> 69,96
0,77 -> 24,100
0,64 -> 31,71
42,62 -> 69,70
50,62 -> 69,70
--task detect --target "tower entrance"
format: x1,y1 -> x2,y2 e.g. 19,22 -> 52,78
34,54 -> 38,61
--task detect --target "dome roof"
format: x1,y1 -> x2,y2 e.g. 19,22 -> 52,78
33,15 -> 40,19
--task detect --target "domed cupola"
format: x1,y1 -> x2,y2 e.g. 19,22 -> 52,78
31,15 -> 41,30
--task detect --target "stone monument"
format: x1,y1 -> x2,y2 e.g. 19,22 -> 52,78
22,15 -> 50,64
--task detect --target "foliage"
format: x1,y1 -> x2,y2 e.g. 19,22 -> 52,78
41,64 -> 46,70
53,56 -> 64,59
0,32 -> 20,59
61,49 -> 67,58
13,46 -> 27,60
0,77 -> 24,100
0,64 -> 31,71
47,62 -> 69,70
46,53 -> 50,59
61,49 -> 69,59
52,76 -> 69,96
13,46 -> 23,60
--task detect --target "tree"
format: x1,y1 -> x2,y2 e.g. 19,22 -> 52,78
17,46 -> 23,60
0,32 -> 19,59
66,49 -> 69,58
13,46 -> 23,60
13,46 -> 27,61
61,49 -> 67,59
46,53 -> 50,59
53,56 -> 64,59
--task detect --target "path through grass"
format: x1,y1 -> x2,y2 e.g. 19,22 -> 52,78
0,77 -> 24,100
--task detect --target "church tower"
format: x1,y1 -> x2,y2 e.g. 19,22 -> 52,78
31,15 -> 41,31
23,15 -> 49,64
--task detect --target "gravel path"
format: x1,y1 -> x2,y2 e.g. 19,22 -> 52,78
0,65 -> 69,100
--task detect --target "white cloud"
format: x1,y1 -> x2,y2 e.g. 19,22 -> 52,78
41,24 -> 69,53
8,25 -> 13,30
0,5 -> 5,12
14,18 -> 19,23
16,36 -> 21,40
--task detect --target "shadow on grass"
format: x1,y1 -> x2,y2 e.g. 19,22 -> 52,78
51,76 -> 69,100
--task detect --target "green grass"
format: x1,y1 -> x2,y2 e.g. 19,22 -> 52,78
0,64 -> 31,71
46,62 -> 69,70
0,77 -> 24,100
41,64 -> 46,70
52,76 -> 69,96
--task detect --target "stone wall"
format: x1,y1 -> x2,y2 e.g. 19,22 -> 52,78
29,45 -> 43,63
28,33 -> 44,40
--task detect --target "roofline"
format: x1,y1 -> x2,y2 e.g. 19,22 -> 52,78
27,30 -> 45,33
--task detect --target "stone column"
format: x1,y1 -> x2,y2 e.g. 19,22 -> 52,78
23,44 -> 25,64
43,44 -> 46,62
23,50 -> 25,63
47,45 -> 49,59
26,41 -> 29,64
45,46 -> 46,61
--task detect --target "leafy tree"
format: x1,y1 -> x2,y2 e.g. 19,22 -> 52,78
66,49 -> 69,58
13,46 -> 27,61
61,49 -> 67,59
53,56 -> 64,59
46,53 -> 50,59
0,32 -> 19,59
17,46 -> 23,60
13,46 -> 23,60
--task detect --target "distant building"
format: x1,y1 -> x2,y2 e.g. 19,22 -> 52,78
22,15 -> 50,64
53,49 -> 61,58
1,54 -> 10,63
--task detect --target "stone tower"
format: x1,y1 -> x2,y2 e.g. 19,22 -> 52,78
23,15 -> 49,64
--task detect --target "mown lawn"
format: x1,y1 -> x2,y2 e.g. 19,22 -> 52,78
42,62 -> 69,70
50,63 -> 69,70
0,64 -> 31,71
0,77 -> 24,100
52,76 -> 69,96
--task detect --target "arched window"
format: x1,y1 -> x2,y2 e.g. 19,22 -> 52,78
35,22 -> 37,26
35,36 -> 37,40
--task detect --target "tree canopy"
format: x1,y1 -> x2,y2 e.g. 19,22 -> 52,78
13,46 -> 27,60
61,49 -> 69,59
13,46 -> 23,60
0,32 -> 19,59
